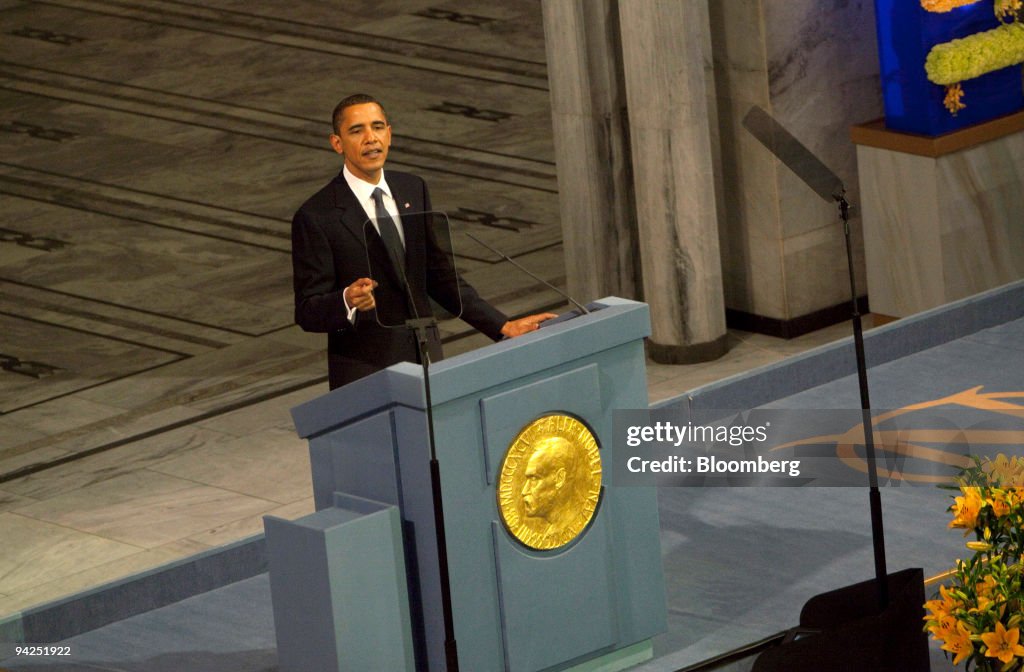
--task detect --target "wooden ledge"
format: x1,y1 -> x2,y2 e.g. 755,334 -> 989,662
850,110 -> 1024,158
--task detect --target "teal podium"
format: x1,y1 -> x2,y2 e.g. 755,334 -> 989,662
285,297 -> 667,672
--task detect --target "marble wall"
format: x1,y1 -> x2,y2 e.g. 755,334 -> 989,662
858,131 -> 1024,317
710,0 -> 884,321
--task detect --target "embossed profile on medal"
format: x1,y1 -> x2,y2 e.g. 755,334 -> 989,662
497,415 -> 602,551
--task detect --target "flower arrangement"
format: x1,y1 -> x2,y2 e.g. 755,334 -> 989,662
925,454 -> 1024,670
922,0 -> 984,12
921,0 -> 1022,19
926,22 -> 1024,84
996,0 -> 1024,21
921,0 -> 1024,114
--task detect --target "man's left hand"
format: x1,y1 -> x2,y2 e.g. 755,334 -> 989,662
500,312 -> 559,338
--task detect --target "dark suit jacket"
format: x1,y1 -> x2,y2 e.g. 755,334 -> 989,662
291,169 -> 508,389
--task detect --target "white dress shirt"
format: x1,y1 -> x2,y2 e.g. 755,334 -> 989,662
343,164 -> 405,246
341,165 -> 405,322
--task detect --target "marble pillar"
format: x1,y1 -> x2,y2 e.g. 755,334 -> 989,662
617,0 -> 728,363
709,0 -> 883,329
542,0 -> 640,304
854,119 -> 1024,317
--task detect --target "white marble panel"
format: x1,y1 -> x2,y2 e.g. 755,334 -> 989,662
767,0 -> 880,316
12,470 -> 277,548
709,0 -> 772,107
782,223 -> 858,318
0,418 -> 46,453
937,134 -> 1024,302
3,425 -> 237,500
0,243 -> 48,268
0,311 -> 185,414
0,538 -> 212,618
0,488 -> 34,513
0,404 -> 202,479
857,146 -> 944,317
711,0 -> 884,321
188,497 -> 314,548
857,130 -> 1023,317
711,1 -> 779,319
764,0 -> 882,232
364,1 -> 548,63
3,396 -> 124,437
74,339 -> 316,409
778,172 -> 858,317
0,513 -> 140,596
148,427 -> 311,505
716,102 -> 788,318
182,363 -> 323,414
195,386 -> 320,437
0,445 -> 75,483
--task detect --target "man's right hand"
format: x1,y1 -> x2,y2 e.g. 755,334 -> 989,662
344,277 -> 377,311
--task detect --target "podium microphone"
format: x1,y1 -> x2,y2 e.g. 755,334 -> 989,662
464,232 -> 591,315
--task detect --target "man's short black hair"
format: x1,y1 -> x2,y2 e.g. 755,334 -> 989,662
332,94 -> 388,134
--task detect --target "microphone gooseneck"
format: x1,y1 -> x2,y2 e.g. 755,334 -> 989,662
464,232 -> 591,315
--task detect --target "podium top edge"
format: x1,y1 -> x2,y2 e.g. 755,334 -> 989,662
290,298 -> 650,438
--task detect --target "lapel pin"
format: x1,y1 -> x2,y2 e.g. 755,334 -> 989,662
404,202 -> 410,209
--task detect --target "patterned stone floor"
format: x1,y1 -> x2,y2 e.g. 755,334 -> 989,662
0,0 -> 866,621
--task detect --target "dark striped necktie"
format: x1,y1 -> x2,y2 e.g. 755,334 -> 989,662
371,187 -> 406,277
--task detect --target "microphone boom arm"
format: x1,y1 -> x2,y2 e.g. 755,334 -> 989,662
464,232 -> 591,315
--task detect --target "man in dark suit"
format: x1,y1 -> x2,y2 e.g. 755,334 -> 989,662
292,94 -> 556,389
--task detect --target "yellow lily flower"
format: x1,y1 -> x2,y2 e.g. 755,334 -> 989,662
929,613 -> 961,641
981,621 -> 1024,664
950,488 -> 983,530
988,454 -> 1024,487
977,575 -> 998,597
989,490 -> 1013,517
940,621 -> 974,665
969,594 -> 994,613
940,584 -> 963,607
924,597 -> 950,618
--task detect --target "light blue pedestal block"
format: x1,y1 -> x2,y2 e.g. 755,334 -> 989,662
264,494 -> 415,672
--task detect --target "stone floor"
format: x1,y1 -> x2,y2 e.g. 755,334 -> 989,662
0,0 -> 870,622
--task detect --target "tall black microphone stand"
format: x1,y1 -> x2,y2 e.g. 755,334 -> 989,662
740,106 -> 889,611
404,316 -> 461,671
836,191 -> 888,610
368,212 -> 461,671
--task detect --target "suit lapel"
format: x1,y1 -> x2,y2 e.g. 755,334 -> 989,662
332,176 -> 375,247
334,172 -> 413,288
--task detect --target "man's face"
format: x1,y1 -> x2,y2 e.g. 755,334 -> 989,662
330,102 -> 391,183
521,448 -> 565,521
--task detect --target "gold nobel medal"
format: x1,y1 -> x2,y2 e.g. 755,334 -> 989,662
496,415 -> 602,550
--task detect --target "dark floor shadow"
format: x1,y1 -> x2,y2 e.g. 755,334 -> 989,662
656,487 -> 875,655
